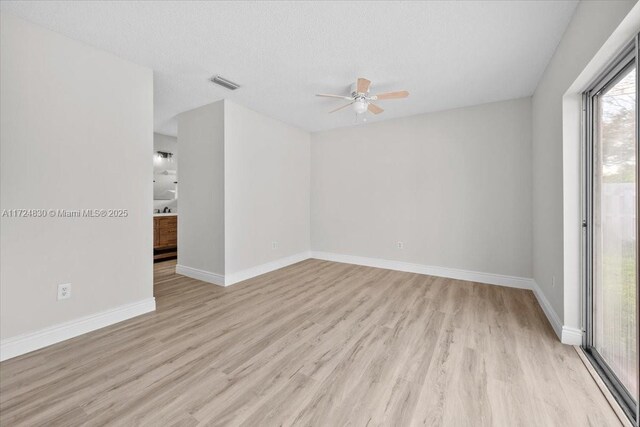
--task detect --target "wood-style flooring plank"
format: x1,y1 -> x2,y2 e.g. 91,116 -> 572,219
0,259 -> 622,426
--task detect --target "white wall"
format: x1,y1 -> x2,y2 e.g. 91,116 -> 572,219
177,101 -> 225,276
311,97 -> 532,279
0,14 -> 154,340
224,101 -> 310,278
532,0 -> 636,327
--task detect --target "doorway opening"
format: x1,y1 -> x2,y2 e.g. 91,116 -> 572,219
153,133 -> 178,263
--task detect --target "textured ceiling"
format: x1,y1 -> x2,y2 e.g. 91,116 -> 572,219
1,1 -> 578,134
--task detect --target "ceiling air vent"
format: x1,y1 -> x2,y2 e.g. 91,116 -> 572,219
210,75 -> 240,90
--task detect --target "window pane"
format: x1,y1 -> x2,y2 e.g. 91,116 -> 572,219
594,65 -> 638,399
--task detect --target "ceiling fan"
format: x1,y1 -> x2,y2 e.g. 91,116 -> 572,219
316,78 -> 409,115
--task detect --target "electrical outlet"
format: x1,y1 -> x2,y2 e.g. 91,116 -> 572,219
397,241 -> 404,250
57,283 -> 71,300
272,241 -> 278,250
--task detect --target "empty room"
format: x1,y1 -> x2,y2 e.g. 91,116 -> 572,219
1,0 -> 640,425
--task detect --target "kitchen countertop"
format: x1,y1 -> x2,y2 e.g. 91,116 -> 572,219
154,213 -> 178,217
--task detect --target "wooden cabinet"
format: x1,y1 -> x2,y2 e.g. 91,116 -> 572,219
154,215 -> 177,260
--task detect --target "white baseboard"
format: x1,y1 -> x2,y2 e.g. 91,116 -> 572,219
530,281 -> 583,345
530,280 -> 563,340
310,251 -> 534,289
176,252 -> 310,287
225,251 -> 311,286
561,326 -> 583,345
0,297 -> 156,362
175,264 -> 225,286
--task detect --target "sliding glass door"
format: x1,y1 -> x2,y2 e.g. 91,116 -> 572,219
585,39 -> 639,424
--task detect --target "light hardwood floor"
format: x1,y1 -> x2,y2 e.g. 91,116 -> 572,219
0,259 -> 621,426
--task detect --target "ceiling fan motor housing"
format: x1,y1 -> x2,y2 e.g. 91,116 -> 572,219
351,85 -> 369,97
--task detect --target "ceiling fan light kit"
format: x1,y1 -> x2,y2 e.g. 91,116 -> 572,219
316,77 -> 409,119
353,99 -> 368,114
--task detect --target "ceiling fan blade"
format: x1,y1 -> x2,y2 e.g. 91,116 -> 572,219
372,90 -> 409,100
329,102 -> 354,113
368,103 -> 384,115
357,78 -> 371,94
316,93 -> 352,100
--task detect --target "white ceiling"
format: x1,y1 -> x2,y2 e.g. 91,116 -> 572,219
1,1 -> 578,134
